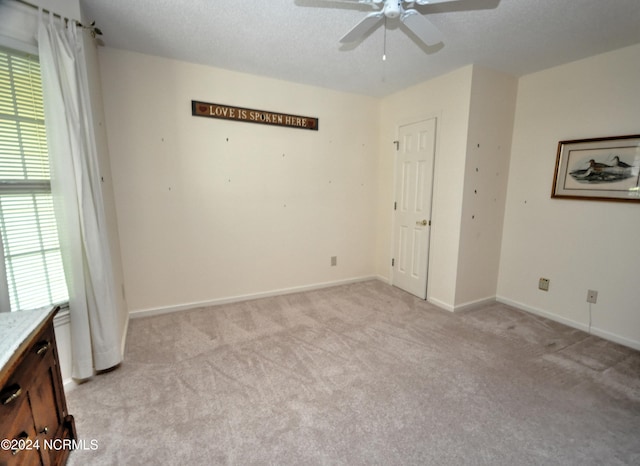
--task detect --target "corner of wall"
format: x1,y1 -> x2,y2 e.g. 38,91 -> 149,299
454,65 -> 518,307
496,44 -> 640,350
378,66 -> 475,308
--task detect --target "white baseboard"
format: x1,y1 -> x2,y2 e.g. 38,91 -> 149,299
427,297 -> 454,312
454,296 -> 497,313
589,327 -> 640,352
63,378 -> 77,392
129,276 -> 378,319
427,296 -> 496,312
427,296 -> 496,313
496,296 -> 589,331
496,295 -> 640,352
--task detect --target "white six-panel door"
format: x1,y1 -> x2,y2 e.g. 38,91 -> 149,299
392,118 -> 436,299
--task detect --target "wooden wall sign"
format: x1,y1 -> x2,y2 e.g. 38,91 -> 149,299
192,100 -> 318,131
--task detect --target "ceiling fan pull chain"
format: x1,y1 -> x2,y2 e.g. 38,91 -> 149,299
383,16 -> 387,61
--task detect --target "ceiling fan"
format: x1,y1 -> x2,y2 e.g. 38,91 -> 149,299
321,0 -> 460,47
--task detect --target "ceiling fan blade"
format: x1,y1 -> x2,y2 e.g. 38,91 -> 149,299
340,11 -> 385,43
413,0 -> 460,4
400,9 -> 443,46
313,0 -> 381,5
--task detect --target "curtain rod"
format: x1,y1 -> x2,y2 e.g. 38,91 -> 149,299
15,0 -> 75,21
13,0 -> 103,37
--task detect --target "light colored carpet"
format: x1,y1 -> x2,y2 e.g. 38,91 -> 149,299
66,280 -> 640,465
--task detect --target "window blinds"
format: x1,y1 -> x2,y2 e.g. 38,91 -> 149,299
0,46 -> 69,311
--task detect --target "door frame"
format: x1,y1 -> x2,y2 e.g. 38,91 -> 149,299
389,115 -> 440,300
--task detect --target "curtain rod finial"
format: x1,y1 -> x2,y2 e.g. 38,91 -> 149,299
77,20 -> 103,38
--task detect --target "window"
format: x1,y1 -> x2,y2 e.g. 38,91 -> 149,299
0,45 -> 68,312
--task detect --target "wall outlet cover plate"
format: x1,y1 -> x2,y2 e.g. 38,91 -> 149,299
539,278 -> 550,291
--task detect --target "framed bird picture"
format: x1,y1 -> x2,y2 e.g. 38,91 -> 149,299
551,134 -> 640,202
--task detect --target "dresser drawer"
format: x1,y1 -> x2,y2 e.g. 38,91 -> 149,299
0,394 -> 42,466
0,307 -> 75,466
1,336 -> 55,402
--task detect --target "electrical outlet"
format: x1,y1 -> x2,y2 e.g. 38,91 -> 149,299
538,278 -> 550,291
587,289 -> 598,304
331,256 -> 337,267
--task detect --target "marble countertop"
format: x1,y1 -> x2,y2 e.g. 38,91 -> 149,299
0,307 -> 55,371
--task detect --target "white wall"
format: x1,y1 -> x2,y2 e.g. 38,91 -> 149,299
4,0 -> 640,354
455,66 -> 517,307
498,44 -> 640,350
377,66 -> 473,309
97,48 -> 380,314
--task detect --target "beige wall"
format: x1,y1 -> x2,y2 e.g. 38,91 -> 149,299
498,43 -> 640,349
377,66 -> 473,309
4,0 -> 639,352
98,48 -> 380,314
376,65 -> 517,311
455,66 -> 517,307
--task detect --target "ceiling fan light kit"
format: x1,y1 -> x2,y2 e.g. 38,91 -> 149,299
324,0 -> 460,48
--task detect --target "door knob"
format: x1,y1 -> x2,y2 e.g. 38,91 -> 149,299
416,219 -> 428,226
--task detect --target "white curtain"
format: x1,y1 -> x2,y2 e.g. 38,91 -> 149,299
38,12 -> 121,380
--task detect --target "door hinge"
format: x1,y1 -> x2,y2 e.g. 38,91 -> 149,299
429,220 -> 431,226
393,140 -> 399,150
391,258 -> 395,266
394,201 -> 397,211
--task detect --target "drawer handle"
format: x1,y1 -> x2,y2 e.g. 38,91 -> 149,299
1,384 -> 22,405
36,341 -> 51,356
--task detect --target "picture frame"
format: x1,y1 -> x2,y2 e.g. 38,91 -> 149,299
551,134 -> 640,202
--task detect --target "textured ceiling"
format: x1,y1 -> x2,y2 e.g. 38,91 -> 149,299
78,0 -> 640,97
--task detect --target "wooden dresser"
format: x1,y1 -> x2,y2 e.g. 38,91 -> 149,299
0,306 -> 76,466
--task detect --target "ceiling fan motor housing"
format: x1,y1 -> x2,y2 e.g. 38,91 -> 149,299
383,0 -> 401,19
337,0 -> 447,47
